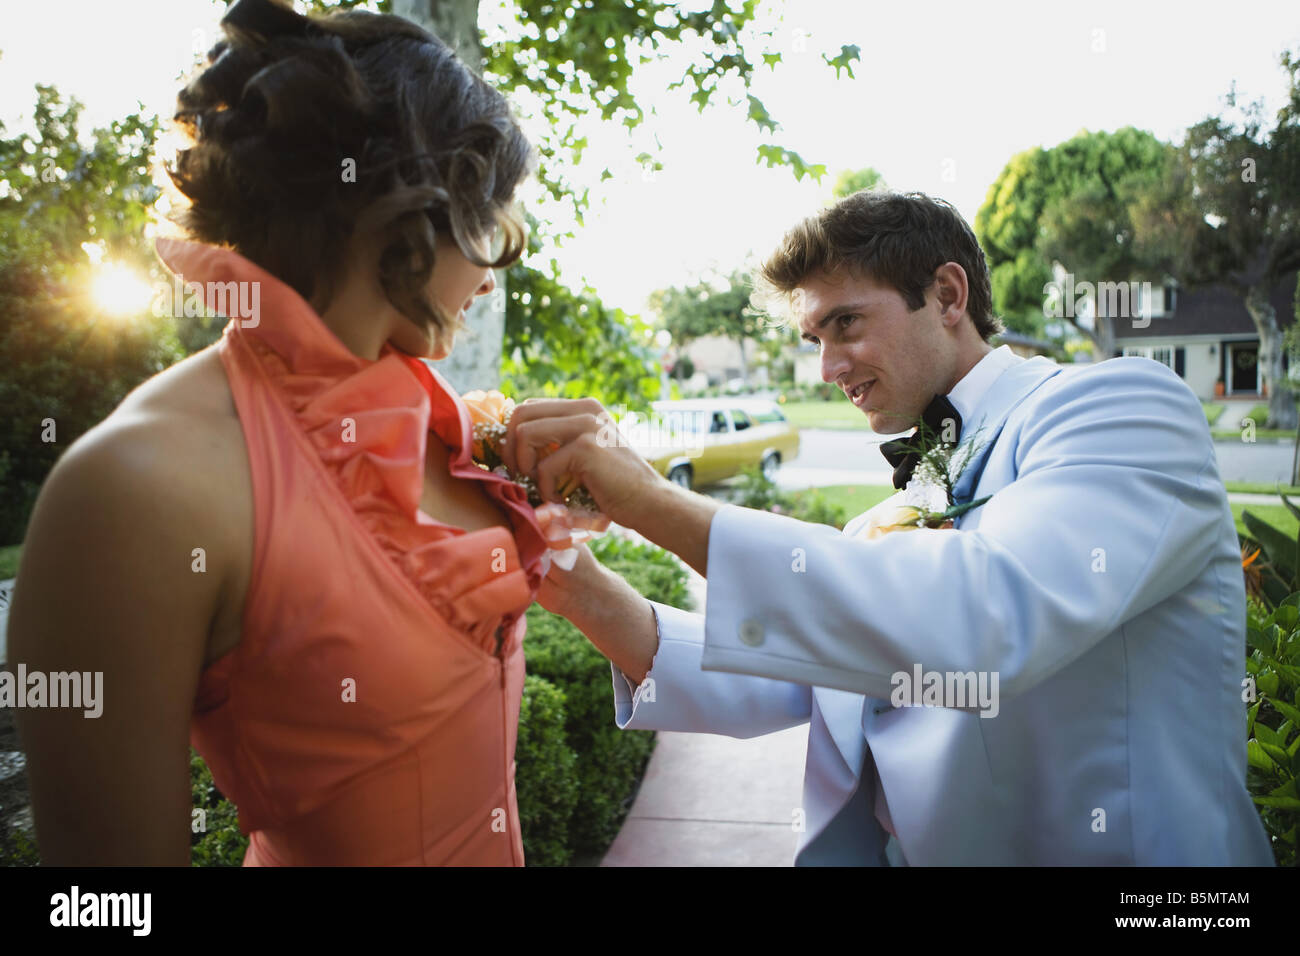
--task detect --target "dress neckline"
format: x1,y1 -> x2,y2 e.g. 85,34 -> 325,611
154,237 -> 549,635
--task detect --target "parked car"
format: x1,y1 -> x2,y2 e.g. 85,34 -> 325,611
624,398 -> 800,490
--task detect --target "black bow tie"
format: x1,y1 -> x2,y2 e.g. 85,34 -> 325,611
879,395 -> 963,490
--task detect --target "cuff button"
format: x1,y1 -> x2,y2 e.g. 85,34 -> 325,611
739,618 -> 765,647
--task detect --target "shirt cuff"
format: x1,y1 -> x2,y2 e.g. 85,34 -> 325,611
610,603 -> 664,727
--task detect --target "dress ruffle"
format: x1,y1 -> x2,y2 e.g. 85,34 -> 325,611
155,238 -> 548,654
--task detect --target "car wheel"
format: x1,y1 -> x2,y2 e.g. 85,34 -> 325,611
761,452 -> 780,482
667,465 -> 693,490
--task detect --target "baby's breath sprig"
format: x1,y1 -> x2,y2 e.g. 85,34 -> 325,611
900,418 -> 991,528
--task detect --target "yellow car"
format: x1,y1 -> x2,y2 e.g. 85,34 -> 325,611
627,398 -> 801,490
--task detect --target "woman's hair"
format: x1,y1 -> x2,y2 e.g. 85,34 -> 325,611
166,0 -> 532,335
756,190 -> 1003,342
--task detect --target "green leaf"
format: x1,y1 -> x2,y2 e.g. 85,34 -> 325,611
823,43 -> 861,80
1260,740 -> 1292,769
1248,699 -> 1261,737
1272,699 -> 1300,728
942,495 -> 992,520
1252,795 -> 1300,810
1268,777 -> 1299,798
1249,738 -> 1278,771
1255,721 -> 1281,747
746,95 -> 779,134
1243,510 -> 1297,580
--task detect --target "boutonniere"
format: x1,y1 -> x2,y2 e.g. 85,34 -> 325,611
461,389 -> 609,569
864,423 -> 991,539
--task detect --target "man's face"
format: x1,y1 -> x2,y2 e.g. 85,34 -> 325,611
795,268 -> 950,434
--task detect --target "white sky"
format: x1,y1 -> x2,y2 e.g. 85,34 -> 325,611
2,0 -> 1298,315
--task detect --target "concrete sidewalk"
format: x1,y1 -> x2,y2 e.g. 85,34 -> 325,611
599,562 -> 809,866
599,724 -> 808,866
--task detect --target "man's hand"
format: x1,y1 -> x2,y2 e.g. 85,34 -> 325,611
503,398 -> 667,529
503,397 -> 722,577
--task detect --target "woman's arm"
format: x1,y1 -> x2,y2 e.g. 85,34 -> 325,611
535,543 -> 659,683
9,416 -> 229,865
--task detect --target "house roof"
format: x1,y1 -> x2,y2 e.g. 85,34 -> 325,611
994,330 -> 1055,352
1113,272 -> 1297,340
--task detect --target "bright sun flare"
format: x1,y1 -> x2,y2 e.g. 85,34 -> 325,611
91,264 -> 153,317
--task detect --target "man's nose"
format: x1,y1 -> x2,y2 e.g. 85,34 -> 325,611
477,269 -> 496,298
821,345 -> 850,385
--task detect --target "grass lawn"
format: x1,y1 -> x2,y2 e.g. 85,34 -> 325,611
1202,401 -> 1224,425
1224,481 -> 1300,495
780,400 -> 871,431
0,545 -> 20,579
1234,502 -> 1299,540
793,484 -> 896,517
1211,403 -> 1298,441
1212,429 -> 1297,441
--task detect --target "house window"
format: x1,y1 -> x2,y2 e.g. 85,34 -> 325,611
1123,346 -> 1176,372
1163,284 -> 1177,314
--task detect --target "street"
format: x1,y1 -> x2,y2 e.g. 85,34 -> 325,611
774,428 -> 1297,488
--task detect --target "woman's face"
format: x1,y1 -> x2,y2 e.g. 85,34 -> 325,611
388,230 -> 497,360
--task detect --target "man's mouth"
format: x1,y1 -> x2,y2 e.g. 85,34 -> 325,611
847,380 -> 875,407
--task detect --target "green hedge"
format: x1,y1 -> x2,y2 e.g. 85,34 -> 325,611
517,534 -> 693,862
515,673 -> 579,866
189,750 -> 249,867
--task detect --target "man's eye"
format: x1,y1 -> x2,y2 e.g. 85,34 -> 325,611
838,314 -> 857,329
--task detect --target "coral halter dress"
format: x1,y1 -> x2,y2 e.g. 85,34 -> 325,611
157,238 -> 549,866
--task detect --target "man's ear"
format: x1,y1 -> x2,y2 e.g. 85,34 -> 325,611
933,262 -> 969,329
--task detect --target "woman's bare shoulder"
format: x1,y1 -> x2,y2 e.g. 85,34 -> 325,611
113,344 -> 241,434
34,344 -> 250,573
76,344 -> 246,476
10,345 -> 250,675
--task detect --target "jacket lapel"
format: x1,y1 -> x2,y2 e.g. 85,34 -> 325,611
951,356 -> 1065,505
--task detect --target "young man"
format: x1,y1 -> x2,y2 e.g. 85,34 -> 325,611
515,191 -> 1274,866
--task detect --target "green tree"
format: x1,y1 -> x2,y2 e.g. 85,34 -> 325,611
651,269 -> 782,387
976,127 -> 1175,351
0,86 -> 184,545
311,0 -> 857,402
1129,53 -> 1300,429
832,166 -> 886,199
501,215 -> 660,406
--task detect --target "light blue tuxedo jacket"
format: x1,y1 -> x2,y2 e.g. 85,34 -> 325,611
610,356 -> 1275,865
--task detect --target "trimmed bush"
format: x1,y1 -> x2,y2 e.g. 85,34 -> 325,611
731,465 -> 850,529
189,749 -> 249,867
519,533 -> 694,856
516,673 -> 579,866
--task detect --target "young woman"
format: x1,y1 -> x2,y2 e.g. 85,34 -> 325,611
10,0 -> 572,865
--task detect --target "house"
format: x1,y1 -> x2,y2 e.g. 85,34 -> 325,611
993,330 -> 1056,358
675,334 -> 767,389
1111,272 -> 1297,400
